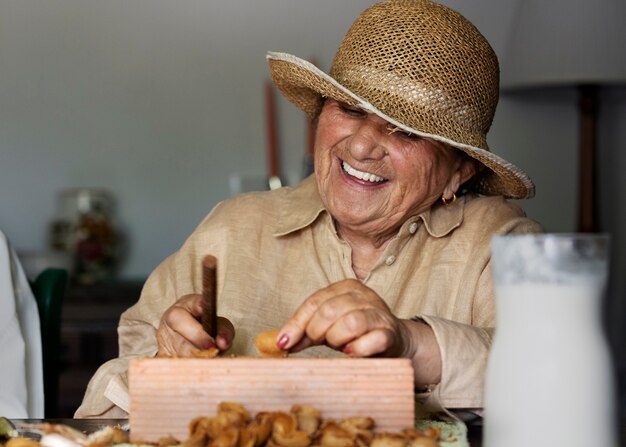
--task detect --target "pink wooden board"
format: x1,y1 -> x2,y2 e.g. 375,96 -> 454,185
129,357 -> 415,442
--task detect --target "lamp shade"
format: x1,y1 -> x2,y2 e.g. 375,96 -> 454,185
501,0 -> 626,91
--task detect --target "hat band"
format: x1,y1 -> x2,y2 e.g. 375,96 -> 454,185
334,64 -> 483,138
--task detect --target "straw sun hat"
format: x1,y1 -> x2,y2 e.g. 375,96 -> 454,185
267,0 -> 535,199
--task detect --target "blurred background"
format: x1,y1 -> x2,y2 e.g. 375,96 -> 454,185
1,0 -> 625,417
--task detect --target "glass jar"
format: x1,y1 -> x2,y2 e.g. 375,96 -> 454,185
484,234 -> 616,447
49,188 -> 121,284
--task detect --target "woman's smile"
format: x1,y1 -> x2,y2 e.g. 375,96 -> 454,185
340,159 -> 388,184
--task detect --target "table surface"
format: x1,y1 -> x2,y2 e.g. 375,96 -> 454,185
13,416 -> 626,447
11,418 -> 484,447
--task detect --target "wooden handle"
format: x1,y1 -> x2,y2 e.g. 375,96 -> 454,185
265,80 -> 280,179
201,255 -> 217,338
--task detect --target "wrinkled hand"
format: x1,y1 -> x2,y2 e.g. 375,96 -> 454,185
277,279 -> 413,358
156,294 -> 235,357
277,279 -> 442,386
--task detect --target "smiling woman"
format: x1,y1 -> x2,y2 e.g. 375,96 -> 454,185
76,0 -> 542,420
314,99 -> 479,265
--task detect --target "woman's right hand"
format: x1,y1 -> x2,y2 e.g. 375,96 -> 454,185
156,294 -> 235,357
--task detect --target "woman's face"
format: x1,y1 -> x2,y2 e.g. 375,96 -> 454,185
314,99 -> 473,239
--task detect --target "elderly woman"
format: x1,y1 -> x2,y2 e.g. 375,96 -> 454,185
76,0 -> 541,418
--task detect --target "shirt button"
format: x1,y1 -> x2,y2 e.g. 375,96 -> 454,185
409,222 -> 418,234
385,255 -> 396,266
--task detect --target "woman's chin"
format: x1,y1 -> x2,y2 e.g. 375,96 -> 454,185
329,202 -> 384,229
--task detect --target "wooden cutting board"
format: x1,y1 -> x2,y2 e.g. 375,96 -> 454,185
129,357 -> 415,442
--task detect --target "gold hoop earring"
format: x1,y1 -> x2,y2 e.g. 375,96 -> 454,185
441,193 -> 457,205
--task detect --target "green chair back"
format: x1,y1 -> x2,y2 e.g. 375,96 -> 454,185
30,268 -> 68,418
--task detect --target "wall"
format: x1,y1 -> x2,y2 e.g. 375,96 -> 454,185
0,0 -> 596,276
1,0 -> 625,404
0,0 -> 379,276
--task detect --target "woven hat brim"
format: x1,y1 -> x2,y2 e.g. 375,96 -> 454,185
267,52 -> 535,200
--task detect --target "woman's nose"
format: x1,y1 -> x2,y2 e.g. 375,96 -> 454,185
347,116 -> 389,160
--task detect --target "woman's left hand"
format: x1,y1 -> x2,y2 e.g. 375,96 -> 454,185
277,279 -> 413,357
277,279 -> 442,387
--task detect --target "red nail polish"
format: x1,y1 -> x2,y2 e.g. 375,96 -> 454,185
205,341 -> 216,350
342,346 -> 352,355
277,334 -> 289,349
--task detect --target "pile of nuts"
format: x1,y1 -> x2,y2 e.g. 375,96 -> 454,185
159,402 -> 441,447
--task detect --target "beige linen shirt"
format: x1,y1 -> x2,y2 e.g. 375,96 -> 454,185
75,176 -> 541,418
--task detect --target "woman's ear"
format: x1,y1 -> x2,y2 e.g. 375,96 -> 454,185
457,157 -> 480,185
443,157 -> 479,199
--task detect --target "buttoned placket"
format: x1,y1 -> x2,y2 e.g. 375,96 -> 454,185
368,218 -> 422,275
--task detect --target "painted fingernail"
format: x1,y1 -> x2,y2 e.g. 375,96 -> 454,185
277,334 -> 289,349
342,346 -> 352,355
205,341 -> 216,350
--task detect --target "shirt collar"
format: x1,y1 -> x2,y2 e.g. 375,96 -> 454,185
274,175 -> 326,236
274,175 -> 465,238
417,195 -> 465,237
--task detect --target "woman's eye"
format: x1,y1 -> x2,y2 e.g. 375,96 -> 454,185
398,131 -> 420,141
387,125 -> 421,142
338,102 -> 365,117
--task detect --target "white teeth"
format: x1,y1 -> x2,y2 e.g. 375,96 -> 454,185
342,161 -> 385,183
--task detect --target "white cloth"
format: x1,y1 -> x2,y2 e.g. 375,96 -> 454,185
0,230 -> 44,418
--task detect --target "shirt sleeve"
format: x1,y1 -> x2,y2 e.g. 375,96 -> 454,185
418,216 -> 542,412
73,306 -> 162,418
419,309 -> 493,410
